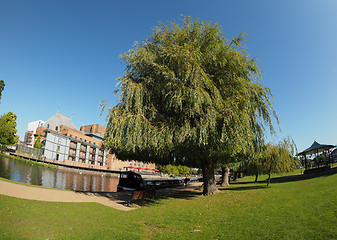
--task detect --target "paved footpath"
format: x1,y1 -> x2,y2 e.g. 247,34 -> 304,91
0,179 -> 133,211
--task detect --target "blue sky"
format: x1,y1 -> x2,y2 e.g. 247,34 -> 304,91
0,0 -> 336,152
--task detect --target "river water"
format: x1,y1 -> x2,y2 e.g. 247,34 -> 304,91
0,157 -> 119,192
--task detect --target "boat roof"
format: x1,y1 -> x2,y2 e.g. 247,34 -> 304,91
143,178 -> 181,181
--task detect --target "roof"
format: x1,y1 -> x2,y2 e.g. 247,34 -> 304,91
298,141 -> 335,156
83,132 -> 104,141
42,112 -> 77,131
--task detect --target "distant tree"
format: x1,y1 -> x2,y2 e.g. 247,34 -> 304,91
162,164 -> 179,176
244,145 -> 265,183
0,112 -> 18,152
103,17 -> 278,195
220,165 -> 230,187
34,135 -> 42,150
191,168 -> 199,175
313,153 -> 327,167
0,80 -> 5,102
158,164 -> 190,176
247,155 -> 264,183
262,137 -> 297,186
177,165 -> 191,175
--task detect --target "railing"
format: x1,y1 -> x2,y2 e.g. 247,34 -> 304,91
16,144 -> 42,157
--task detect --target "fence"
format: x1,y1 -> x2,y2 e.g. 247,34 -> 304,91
16,144 -> 42,158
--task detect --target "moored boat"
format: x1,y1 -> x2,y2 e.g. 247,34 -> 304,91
117,171 -> 183,191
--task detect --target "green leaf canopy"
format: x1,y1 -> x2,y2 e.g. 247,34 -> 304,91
104,17 -> 278,169
0,112 -> 18,150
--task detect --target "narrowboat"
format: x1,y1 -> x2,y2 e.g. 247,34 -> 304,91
117,171 -> 183,191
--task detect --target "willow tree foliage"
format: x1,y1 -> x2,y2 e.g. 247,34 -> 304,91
103,17 -> 278,195
262,137 -> 298,186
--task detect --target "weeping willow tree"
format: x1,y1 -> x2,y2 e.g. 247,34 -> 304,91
263,137 -> 298,186
103,17 -> 278,195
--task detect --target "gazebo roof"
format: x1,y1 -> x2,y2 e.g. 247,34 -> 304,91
298,141 -> 335,156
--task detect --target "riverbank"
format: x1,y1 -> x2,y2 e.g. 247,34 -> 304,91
8,152 -> 121,173
0,178 -> 132,211
1,152 -> 57,169
0,177 -> 202,211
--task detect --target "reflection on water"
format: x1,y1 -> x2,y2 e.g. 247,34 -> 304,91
0,157 -> 119,192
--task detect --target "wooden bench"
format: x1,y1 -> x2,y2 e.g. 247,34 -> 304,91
127,189 -> 155,206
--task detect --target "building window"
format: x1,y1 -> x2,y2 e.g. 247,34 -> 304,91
75,136 -> 77,139
55,126 -> 58,131
70,134 -> 72,138
47,124 -> 50,128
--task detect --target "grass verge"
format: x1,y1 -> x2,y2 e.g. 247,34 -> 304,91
0,170 -> 336,239
1,153 -> 58,170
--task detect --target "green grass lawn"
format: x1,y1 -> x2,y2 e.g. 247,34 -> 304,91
1,170 -> 337,240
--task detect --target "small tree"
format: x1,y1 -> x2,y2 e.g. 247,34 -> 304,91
0,80 -> 5,102
158,164 -> 190,176
178,165 -> 191,175
313,153 -> 327,168
34,135 -> 42,150
0,112 -> 18,152
262,137 -> 297,186
244,145 -> 265,183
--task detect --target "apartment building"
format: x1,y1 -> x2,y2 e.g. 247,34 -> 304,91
33,112 -> 155,172
24,120 -> 44,147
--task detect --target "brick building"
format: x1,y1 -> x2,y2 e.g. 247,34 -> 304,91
33,113 -> 155,172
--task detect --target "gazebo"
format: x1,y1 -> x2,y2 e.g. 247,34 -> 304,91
297,141 -> 335,174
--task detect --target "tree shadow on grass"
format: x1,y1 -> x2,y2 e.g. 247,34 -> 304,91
220,185 -> 267,191
137,187 -> 203,207
269,167 -> 337,184
229,167 -> 337,186
75,186 -> 203,207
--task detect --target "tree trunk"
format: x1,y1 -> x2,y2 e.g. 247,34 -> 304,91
254,173 -> 258,183
221,166 -> 230,187
266,172 -> 271,187
201,157 -> 219,195
233,171 -> 238,181
220,167 -> 225,185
